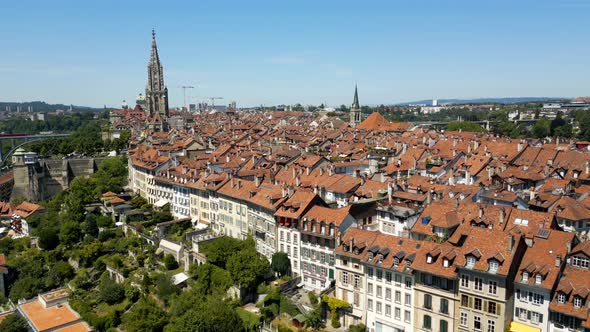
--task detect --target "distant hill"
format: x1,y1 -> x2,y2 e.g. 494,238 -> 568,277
397,97 -> 568,106
0,101 -> 103,113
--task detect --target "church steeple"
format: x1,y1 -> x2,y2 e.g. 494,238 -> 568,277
350,85 -> 362,127
145,29 -> 169,129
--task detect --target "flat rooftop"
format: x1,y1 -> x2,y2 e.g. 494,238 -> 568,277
19,301 -> 85,331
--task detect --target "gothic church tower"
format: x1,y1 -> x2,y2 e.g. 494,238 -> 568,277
145,30 -> 169,131
350,85 -> 362,127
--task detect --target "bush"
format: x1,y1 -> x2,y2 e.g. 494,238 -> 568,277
331,311 -> 341,328
163,254 -> 178,270
349,323 -> 367,332
99,278 -> 125,305
308,291 -> 318,305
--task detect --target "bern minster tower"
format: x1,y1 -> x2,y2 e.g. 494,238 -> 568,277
349,85 -> 362,127
145,30 -> 169,131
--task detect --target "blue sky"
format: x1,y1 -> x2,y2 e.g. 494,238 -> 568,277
1,0 -> 589,108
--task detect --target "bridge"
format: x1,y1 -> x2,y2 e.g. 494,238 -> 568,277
411,118 -> 540,131
0,133 -> 71,164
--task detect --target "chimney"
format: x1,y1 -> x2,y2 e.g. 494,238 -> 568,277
328,165 -> 334,176
479,206 -> 484,218
255,176 -> 261,187
319,167 -> 324,176
555,255 -> 562,267
566,241 -> 571,254
388,182 -> 394,204
448,168 -> 455,186
282,185 -> 287,198
295,175 -> 301,187
586,160 -> 589,175
529,190 -> 535,201
507,235 -> 514,251
453,138 -> 457,147
426,189 -> 432,205
473,140 -> 479,151
517,141 -> 523,152
468,143 -> 472,154
287,185 -> 294,197
292,167 -> 297,179
499,208 -> 505,225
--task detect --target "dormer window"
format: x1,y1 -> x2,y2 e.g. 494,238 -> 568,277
427,255 -> 433,264
535,274 -> 542,285
574,296 -> 582,308
378,254 -> 383,264
466,256 -> 476,268
522,272 -> 529,282
443,259 -> 449,268
368,252 -> 374,261
489,260 -> 499,273
394,258 -> 400,267
354,248 -> 359,255
558,292 -> 566,304
405,260 -> 411,268
572,255 -> 590,269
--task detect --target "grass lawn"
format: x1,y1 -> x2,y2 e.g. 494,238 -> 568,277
236,307 -> 261,329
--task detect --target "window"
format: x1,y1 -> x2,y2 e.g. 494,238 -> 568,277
489,260 -> 499,273
354,292 -> 360,307
531,311 -> 541,323
385,304 -> 391,317
487,319 -> 495,332
474,277 -> 483,291
376,269 -> 383,280
342,271 -> 349,285
423,315 -> 432,330
367,283 -> 373,294
574,297 -> 582,308
572,255 -> 590,268
522,272 -> 528,282
405,293 -> 411,306
424,294 -> 432,309
461,274 -> 469,287
395,307 -> 401,319
440,299 -> 449,314
368,267 -> 374,278
386,288 -> 392,300
395,274 -> 401,284
488,301 -> 497,315
404,310 -> 411,323
376,301 -> 382,314
558,292 -> 566,304
460,312 -> 468,326
386,272 -> 392,283
467,256 -> 476,267
354,274 -> 361,288
533,293 -> 543,305
474,298 -> 482,310
489,281 -> 497,294
395,291 -> 401,303
474,316 -> 482,331
461,295 -> 469,307
440,320 -> 448,332
368,299 -> 373,311
405,277 -> 412,289
377,286 -> 382,298
535,274 -> 542,285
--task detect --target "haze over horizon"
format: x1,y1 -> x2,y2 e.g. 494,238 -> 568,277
1,0 -> 589,108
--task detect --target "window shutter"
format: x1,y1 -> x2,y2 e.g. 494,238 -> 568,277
483,300 -> 488,312
468,296 -> 473,308
496,303 -> 501,315
527,310 -> 531,320
539,314 -> 543,323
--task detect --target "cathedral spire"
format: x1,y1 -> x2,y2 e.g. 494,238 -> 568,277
352,84 -> 360,109
150,29 -> 160,67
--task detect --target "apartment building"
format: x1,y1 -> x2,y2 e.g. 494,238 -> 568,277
512,230 -> 574,332
364,233 -> 424,332
299,205 -> 355,291
275,189 -> 323,276
412,243 -> 460,332
548,242 -> 590,332
335,229 -> 379,329
216,178 -> 254,240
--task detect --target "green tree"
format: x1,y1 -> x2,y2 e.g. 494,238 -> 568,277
163,254 -> 179,270
37,226 -> 60,250
270,252 -> 290,277
550,113 -> 566,136
446,121 -> 485,132
304,305 -> 323,330
154,273 -> 180,305
0,314 -> 28,332
59,221 -> 82,247
349,323 -> 367,332
532,117 -> 551,138
122,297 -> 168,332
45,261 -> 74,289
166,298 -> 245,332
99,277 -> 125,305
189,263 -> 232,295
227,247 -> 269,292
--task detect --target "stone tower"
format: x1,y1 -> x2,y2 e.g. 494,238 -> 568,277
11,148 -> 43,201
350,85 -> 362,127
145,29 -> 169,130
